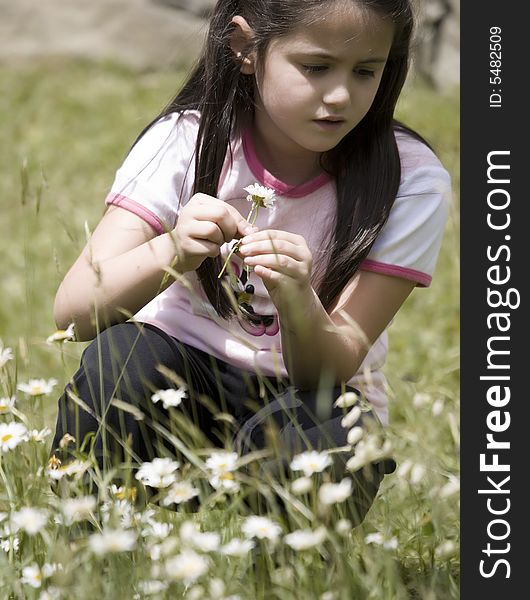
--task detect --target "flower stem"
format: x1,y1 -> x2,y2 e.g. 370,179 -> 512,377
218,205 -> 258,279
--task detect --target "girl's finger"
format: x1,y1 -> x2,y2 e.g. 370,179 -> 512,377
238,239 -> 306,261
243,253 -> 305,277
240,229 -> 305,246
194,202 -> 253,242
253,264 -> 284,284
189,220 -> 226,246
180,238 -> 221,259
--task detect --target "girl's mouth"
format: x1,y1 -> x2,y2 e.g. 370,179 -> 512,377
313,119 -> 345,131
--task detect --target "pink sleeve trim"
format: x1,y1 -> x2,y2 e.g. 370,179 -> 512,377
360,259 -> 432,287
105,193 -> 166,235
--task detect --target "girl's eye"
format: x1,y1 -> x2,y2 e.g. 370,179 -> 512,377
355,69 -> 376,78
303,65 -> 328,74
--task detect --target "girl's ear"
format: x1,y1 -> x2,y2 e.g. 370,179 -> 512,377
230,15 -> 256,75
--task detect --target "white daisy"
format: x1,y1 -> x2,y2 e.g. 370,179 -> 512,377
241,516 -> 282,542
11,507 -> 48,536
1,536 -> 20,553
46,458 -> 90,480
20,563 -> 43,588
290,450 -> 333,477
165,549 -> 210,584
17,378 -> 58,397
291,476 -> 313,495
318,478 -> 353,505
0,342 -> 14,368
364,532 -> 398,550
137,580 -> 169,595
435,540 -> 458,559
243,183 -> 276,208
284,526 -> 327,550
205,450 -> 239,473
151,387 -> 187,409
340,406 -> 361,429
142,520 -> 173,541
220,537 -> 255,557
46,323 -> 76,344
410,463 -> 426,485
205,450 -> 240,492
0,396 -> 16,415
29,427 -> 53,443
346,426 -> 364,446
0,422 -> 29,452
61,496 -> 97,525
135,457 -> 180,488
345,437 -> 392,473
431,399 -> 445,416
439,476 -> 460,499
335,519 -> 353,536
180,521 -> 220,553
88,528 -> 137,555
162,480 -> 200,506
333,391 -> 359,409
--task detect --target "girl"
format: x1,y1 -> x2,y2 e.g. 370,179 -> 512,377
50,0 -> 451,525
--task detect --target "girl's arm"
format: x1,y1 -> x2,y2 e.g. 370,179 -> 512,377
239,230 -> 415,389
279,271 -> 414,389
55,196 -> 254,341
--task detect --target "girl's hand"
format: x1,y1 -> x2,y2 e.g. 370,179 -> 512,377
173,193 -> 256,272
238,230 -> 314,306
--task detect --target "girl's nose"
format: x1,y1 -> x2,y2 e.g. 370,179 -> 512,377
322,79 -> 351,108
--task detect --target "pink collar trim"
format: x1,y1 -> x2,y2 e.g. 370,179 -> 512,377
242,129 -> 331,198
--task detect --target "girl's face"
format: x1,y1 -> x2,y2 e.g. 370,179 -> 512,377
253,5 -> 394,164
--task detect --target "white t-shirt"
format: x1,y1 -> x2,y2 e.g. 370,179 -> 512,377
106,111 -> 451,424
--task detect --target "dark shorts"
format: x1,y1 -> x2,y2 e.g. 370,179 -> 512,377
50,322 -> 395,525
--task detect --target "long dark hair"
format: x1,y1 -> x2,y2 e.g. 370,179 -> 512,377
136,0 -> 425,318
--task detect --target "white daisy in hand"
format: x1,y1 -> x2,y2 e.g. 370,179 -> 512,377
135,457 -> 180,488
284,526 -> 327,551
0,422 -> 29,452
218,183 -> 275,279
17,378 -> 58,397
243,183 -> 276,208
151,387 -> 187,409
241,515 -> 282,542
290,450 -> 333,477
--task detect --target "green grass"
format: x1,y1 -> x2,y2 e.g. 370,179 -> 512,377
0,61 -> 459,598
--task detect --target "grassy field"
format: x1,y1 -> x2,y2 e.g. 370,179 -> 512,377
0,61 -> 459,598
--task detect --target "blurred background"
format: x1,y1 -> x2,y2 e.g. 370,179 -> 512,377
0,0 -> 459,428
1,0 -> 459,87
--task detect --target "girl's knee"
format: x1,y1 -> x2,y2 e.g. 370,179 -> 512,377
80,323 -> 140,368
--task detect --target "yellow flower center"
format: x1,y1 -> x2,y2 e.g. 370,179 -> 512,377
220,472 -> 234,481
1,434 -> 13,443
